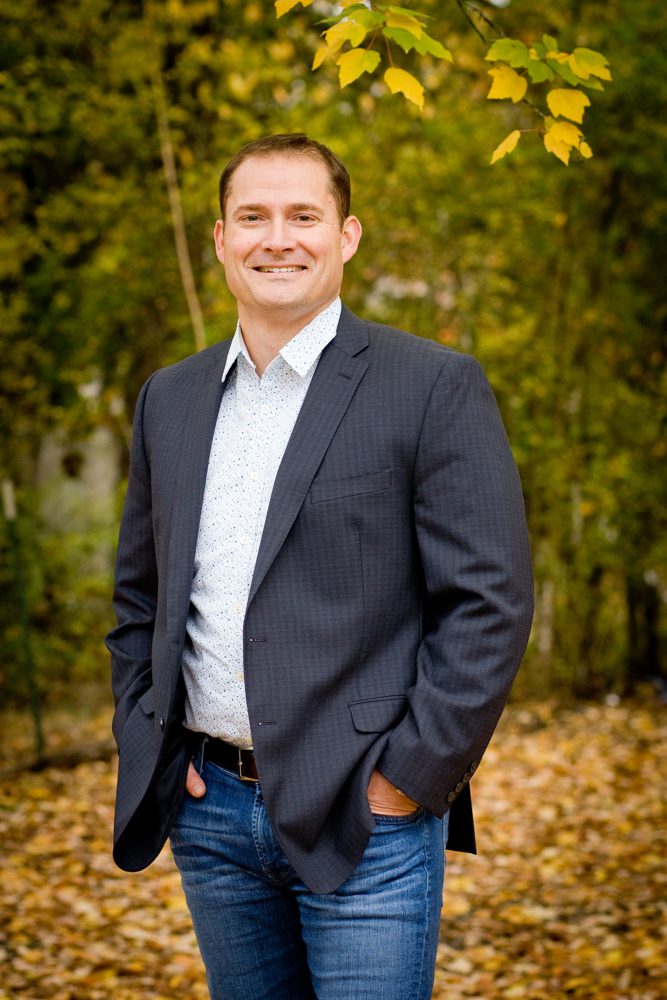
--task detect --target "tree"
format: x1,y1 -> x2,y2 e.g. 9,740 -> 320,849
276,0 -> 610,164
0,0 -> 664,703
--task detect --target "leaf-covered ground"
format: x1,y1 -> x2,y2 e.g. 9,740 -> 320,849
0,701 -> 665,999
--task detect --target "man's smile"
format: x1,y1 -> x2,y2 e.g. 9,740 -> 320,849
252,265 -> 308,273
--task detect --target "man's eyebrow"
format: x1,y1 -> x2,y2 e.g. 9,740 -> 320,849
233,202 -> 323,215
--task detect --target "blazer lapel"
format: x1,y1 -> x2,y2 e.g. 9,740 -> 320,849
248,307 -> 369,606
166,339 -> 232,644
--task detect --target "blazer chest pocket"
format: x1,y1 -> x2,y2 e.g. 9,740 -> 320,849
308,467 -> 392,505
349,695 -> 406,733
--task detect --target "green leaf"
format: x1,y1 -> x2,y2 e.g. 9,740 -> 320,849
413,32 -> 453,62
485,38 -> 530,69
487,65 -> 528,103
345,6 -> 384,31
384,67 -> 424,109
490,129 -> 522,164
337,48 -> 381,88
547,57 -> 579,87
382,26 -> 419,54
533,42 -> 547,59
387,5 -> 429,19
578,76 -> 605,92
543,34 -> 558,52
546,88 -> 591,124
527,59 -> 555,83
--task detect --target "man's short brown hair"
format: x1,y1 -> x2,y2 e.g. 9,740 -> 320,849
219,133 -> 351,227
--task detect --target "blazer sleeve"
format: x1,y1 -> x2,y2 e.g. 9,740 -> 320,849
106,374 -> 158,747
377,351 -> 534,816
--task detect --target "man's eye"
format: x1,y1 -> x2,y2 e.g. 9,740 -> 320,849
295,215 -> 315,223
242,215 -> 261,223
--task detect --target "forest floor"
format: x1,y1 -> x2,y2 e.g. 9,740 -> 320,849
0,697 -> 665,1000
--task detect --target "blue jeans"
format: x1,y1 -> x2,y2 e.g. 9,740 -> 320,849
170,746 -> 449,1000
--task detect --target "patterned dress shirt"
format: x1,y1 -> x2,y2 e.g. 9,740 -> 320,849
182,298 -> 342,746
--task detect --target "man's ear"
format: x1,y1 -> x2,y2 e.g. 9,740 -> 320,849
214,219 -> 225,264
341,215 -> 362,264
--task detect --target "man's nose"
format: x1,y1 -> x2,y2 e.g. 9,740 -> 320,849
261,218 -> 296,253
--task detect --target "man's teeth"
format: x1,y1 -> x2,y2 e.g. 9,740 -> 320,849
255,266 -> 305,272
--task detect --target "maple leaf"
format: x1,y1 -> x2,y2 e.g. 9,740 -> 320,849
275,0 -> 314,18
487,65 -> 528,103
384,67 -> 425,109
546,87 -> 591,123
384,9 -> 424,38
549,120 -> 584,147
485,38 -> 530,69
491,130 -> 522,164
544,130 -> 572,165
569,47 -> 612,82
337,49 -> 381,89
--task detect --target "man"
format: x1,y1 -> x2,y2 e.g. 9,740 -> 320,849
107,133 -> 533,1000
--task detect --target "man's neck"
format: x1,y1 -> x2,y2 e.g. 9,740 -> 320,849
237,301 -> 336,377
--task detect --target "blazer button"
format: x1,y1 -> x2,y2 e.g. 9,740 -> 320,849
447,791 -> 456,803
455,782 -> 464,793
159,717 -> 165,731
469,761 -> 479,774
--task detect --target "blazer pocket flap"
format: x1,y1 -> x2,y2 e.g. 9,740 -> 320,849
309,467 -> 392,504
138,687 -> 155,716
349,696 -> 406,733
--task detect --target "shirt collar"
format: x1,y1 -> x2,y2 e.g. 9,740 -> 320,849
222,326 -> 255,382
222,298 -> 341,382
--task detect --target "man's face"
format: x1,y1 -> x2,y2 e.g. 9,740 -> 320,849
214,154 -> 361,329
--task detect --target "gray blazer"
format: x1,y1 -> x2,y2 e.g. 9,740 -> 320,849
107,305 -> 533,894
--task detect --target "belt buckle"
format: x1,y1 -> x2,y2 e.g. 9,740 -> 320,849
237,746 -> 257,782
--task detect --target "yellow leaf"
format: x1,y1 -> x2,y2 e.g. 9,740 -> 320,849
312,45 -> 331,70
569,47 -> 612,81
324,19 -> 367,51
549,120 -> 583,148
275,0 -> 314,17
546,88 -> 591,123
490,129 -> 522,164
544,131 -> 571,165
384,67 -> 424,109
580,141 -> 593,159
487,65 -> 527,103
385,10 -> 423,38
336,48 -> 381,88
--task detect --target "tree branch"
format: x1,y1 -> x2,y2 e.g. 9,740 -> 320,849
143,2 -> 206,353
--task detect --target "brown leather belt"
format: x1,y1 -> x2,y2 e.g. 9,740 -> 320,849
203,736 -> 259,782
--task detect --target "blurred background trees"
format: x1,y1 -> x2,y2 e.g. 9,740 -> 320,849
1,0 -> 665,711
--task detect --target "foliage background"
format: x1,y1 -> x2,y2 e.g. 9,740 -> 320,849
1,0 -> 666,710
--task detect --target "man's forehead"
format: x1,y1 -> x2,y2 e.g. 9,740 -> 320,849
228,154 -> 333,201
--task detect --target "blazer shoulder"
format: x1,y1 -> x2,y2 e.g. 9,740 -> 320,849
361,316 -> 482,382
137,338 -> 231,400
148,339 -> 231,390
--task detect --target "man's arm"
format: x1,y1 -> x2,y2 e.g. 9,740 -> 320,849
106,375 -> 209,800
377,351 -> 534,815
106,375 -> 158,747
